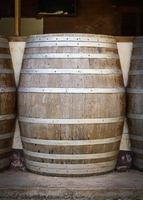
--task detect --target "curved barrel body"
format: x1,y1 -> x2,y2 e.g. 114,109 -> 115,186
127,37 -> 143,170
18,34 -> 125,176
0,36 -> 16,170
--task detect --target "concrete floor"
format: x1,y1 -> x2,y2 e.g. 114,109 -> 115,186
0,169 -> 143,199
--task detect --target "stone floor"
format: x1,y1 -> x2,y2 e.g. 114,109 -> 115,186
0,169 -> 143,199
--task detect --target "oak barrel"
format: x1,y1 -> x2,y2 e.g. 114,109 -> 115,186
0,36 -> 16,170
127,37 -> 143,170
18,34 -> 125,176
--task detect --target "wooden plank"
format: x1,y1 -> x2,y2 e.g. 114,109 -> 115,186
15,0 -> 21,36
115,36 -> 134,43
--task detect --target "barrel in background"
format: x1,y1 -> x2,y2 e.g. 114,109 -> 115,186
0,36 -> 16,170
18,34 -> 125,176
127,37 -> 143,170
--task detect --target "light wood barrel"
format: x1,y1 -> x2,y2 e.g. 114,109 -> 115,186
0,36 -> 16,170
127,37 -> 143,170
18,33 -> 125,176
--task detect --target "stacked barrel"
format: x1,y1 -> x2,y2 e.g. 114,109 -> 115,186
18,34 -> 125,176
127,37 -> 143,170
0,36 -> 16,170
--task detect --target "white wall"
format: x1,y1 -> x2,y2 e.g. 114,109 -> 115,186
0,18 -> 43,36
117,42 -> 133,151
9,42 -> 26,149
21,18 -> 43,36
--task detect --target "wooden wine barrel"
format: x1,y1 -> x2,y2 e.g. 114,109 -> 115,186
18,34 -> 125,176
0,36 -> 16,170
127,37 -> 143,170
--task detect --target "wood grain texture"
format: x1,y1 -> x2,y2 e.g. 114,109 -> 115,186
18,34 -> 125,176
0,36 -> 16,171
127,37 -> 143,170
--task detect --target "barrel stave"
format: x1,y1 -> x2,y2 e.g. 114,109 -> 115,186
19,93 -> 125,119
19,123 -> 123,140
22,58 -> 121,70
